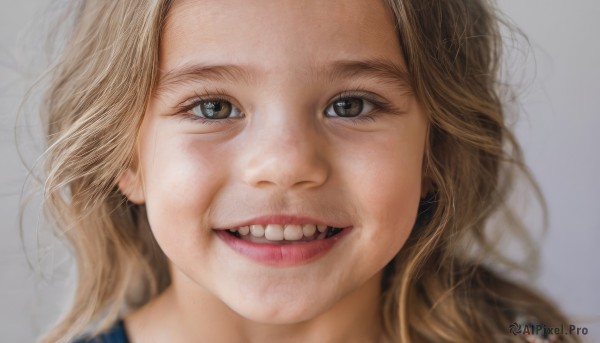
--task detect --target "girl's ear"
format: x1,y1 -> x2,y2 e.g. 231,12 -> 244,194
118,167 -> 145,204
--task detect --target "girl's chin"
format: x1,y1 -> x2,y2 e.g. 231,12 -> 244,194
219,291 -> 335,325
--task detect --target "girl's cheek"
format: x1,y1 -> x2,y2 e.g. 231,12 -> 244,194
142,135 -> 231,241
336,126 -> 424,242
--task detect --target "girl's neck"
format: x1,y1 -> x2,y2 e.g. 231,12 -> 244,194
125,269 -> 388,343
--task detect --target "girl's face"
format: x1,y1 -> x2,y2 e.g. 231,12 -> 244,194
122,0 -> 428,324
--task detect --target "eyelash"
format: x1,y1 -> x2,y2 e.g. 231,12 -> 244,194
174,89 -> 240,125
329,90 -> 391,124
174,88 -> 391,125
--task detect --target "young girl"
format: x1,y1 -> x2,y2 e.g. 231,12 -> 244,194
37,0 -> 580,342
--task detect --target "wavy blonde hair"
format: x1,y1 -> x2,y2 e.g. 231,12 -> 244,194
36,0 -> 579,342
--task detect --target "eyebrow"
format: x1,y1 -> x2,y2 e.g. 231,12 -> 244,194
155,58 -> 412,96
156,64 -> 256,96
324,58 -> 411,90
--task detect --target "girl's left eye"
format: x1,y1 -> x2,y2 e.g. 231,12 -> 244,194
325,97 -> 376,118
190,99 -> 243,119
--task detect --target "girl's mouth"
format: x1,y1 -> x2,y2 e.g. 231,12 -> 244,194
224,224 -> 345,244
214,223 -> 351,266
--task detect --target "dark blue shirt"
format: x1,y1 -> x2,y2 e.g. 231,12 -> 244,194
72,319 -> 130,343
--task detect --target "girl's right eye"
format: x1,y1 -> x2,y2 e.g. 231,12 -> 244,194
190,99 -> 243,120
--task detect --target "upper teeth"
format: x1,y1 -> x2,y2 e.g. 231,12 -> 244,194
229,224 -> 329,241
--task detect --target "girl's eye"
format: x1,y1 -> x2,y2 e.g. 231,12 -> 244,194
190,99 -> 242,119
325,97 -> 376,118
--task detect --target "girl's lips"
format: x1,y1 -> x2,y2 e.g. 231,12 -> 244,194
215,227 -> 352,267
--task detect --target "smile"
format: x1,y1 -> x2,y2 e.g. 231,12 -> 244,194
214,220 -> 352,266
225,224 -> 345,244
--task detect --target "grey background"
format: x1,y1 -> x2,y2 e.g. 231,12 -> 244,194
1,1 -> 599,342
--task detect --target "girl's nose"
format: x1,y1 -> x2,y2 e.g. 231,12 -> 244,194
238,109 -> 330,190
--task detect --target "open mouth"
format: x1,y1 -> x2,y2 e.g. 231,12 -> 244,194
215,222 -> 352,265
223,224 -> 345,245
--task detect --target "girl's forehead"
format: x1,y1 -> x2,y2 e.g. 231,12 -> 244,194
160,0 -> 404,78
